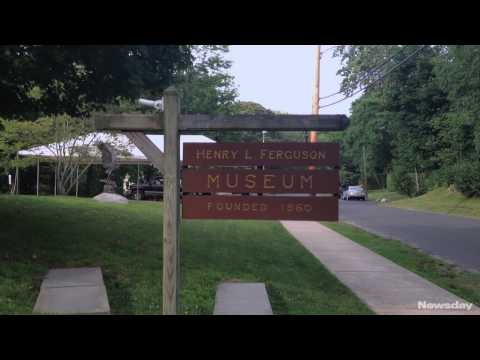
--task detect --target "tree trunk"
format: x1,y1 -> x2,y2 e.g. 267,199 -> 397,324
414,166 -> 420,194
57,181 -> 67,195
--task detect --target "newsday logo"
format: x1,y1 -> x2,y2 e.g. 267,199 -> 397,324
418,301 -> 473,311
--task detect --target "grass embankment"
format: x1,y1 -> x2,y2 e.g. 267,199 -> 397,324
387,187 -> 480,219
0,195 -> 372,315
367,189 -> 408,202
322,222 -> 480,307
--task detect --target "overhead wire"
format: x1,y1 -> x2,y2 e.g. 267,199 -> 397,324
319,45 -> 410,101
318,45 -> 428,109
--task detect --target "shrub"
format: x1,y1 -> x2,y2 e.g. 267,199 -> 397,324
391,165 -> 416,197
453,160 -> 480,198
424,168 -> 453,191
386,172 -> 395,192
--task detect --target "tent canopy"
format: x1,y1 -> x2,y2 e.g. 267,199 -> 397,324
18,132 -> 216,165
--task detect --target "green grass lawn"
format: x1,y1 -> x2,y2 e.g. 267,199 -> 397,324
367,189 -> 408,202
386,187 -> 480,219
322,222 -> 480,307
0,195 -> 372,315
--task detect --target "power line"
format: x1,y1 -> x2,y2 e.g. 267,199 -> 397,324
319,45 -> 428,110
319,45 -> 410,100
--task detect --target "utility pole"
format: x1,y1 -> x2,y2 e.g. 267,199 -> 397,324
308,45 -> 321,172
310,45 -> 321,143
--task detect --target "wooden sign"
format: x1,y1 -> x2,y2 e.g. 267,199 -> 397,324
183,142 -> 340,167
95,88 -> 349,314
182,142 -> 340,221
182,195 -> 338,221
183,169 -> 339,194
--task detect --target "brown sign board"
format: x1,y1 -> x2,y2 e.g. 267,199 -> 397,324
183,142 -> 340,167
182,169 -> 339,194
182,195 -> 338,221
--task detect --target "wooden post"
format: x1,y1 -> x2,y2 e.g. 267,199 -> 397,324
36,158 -> 40,196
162,86 -> 181,315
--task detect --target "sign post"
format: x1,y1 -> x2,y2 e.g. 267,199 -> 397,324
94,87 -> 349,315
162,87 -> 181,315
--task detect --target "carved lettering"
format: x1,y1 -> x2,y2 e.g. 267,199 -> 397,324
226,174 -> 238,188
264,174 -> 275,189
282,174 -> 294,189
207,174 -> 220,189
196,148 -> 205,160
300,175 -> 313,190
245,174 -> 256,189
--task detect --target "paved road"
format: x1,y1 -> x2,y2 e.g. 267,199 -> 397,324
340,200 -> 480,272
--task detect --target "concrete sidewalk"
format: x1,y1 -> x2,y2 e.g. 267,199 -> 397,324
281,221 -> 480,315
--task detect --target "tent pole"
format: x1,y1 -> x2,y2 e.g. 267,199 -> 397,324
75,165 -> 79,198
54,162 -> 57,196
36,158 -> 40,197
136,163 -> 140,200
16,166 -> 19,195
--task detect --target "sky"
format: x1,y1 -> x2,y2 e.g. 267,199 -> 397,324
225,45 -> 362,116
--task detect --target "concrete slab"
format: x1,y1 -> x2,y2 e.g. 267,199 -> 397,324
33,267 -> 110,315
33,285 -> 110,315
214,282 -> 273,315
281,221 -> 480,315
42,267 -> 104,288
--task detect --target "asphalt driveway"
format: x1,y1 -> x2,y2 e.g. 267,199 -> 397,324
339,200 -> 480,272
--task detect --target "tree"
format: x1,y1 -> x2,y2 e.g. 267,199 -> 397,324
103,46 -> 239,117
0,118 -> 50,175
433,46 -> 480,165
37,116 -> 130,195
0,115 -> 129,195
340,90 -> 393,188
334,45 -> 449,194
334,45 -> 407,95
0,45 -> 192,120
176,45 -> 238,115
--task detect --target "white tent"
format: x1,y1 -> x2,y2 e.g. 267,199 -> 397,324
15,132 -> 215,196
18,132 -> 215,164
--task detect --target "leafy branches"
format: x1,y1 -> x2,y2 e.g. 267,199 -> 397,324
0,45 -> 192,119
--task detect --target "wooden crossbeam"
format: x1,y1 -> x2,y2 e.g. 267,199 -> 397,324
124,132 -> 166,174
94,113 -> 349,132
179,114 -> 349,132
